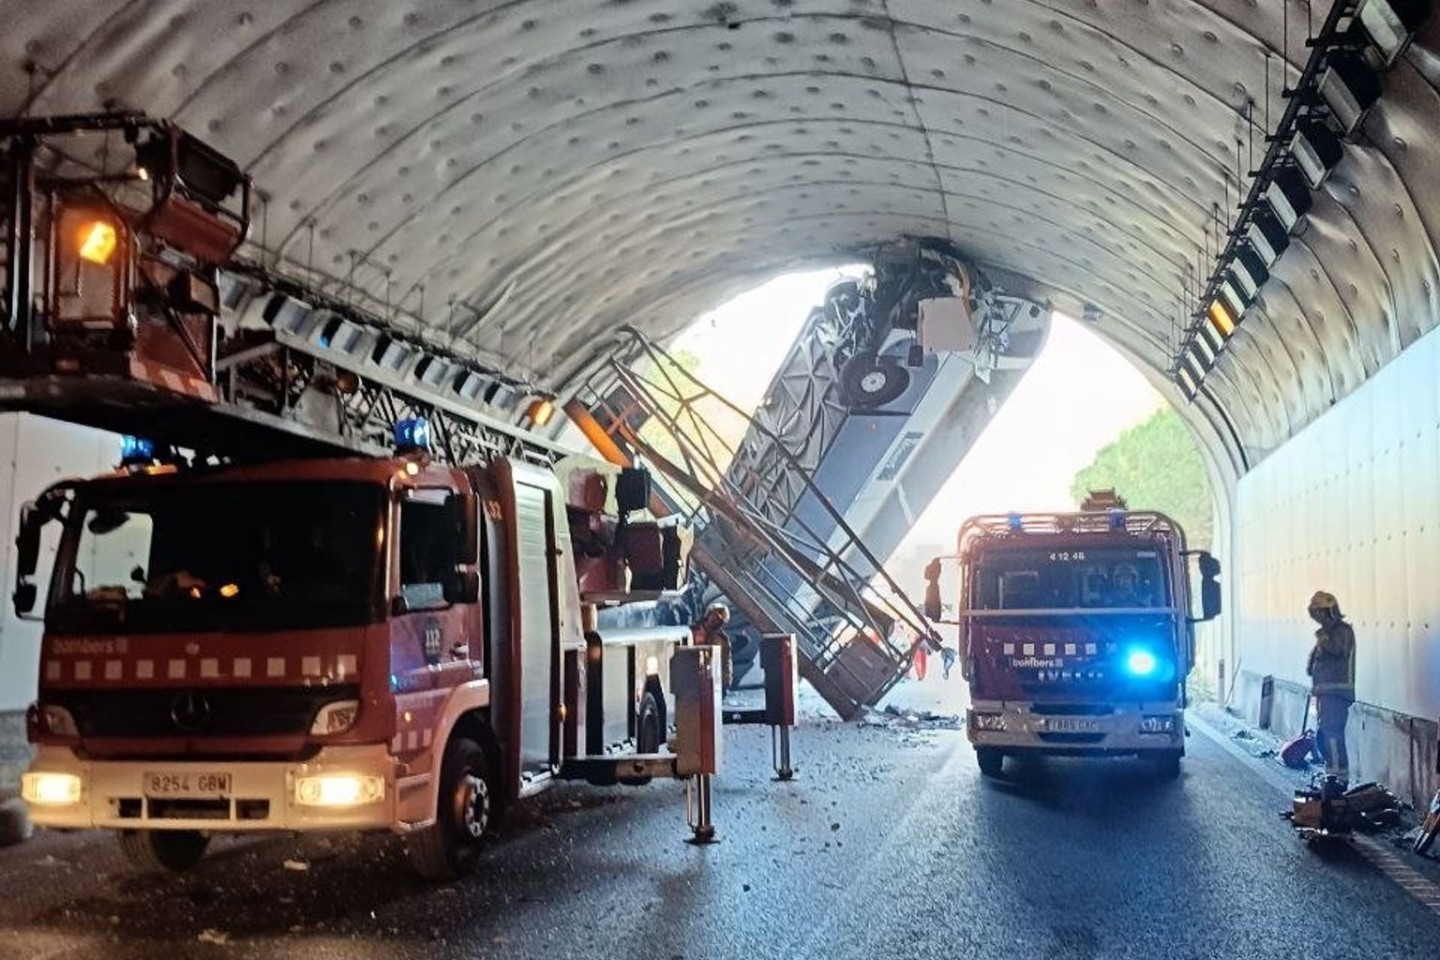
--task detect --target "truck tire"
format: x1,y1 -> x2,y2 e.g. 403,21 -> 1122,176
406,736 -> 493,880
976,748 -> 1004,778
620,691 -> 665,786
118,829 -> 210,872
1153,752 -> 1182,780
636,690 -> 664,755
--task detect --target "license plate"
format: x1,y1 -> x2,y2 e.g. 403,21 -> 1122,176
143,772 -> 231,798
1042,718 -> 1100,733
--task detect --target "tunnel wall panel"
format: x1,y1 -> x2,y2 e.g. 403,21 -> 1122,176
1234,322 -> 1440,727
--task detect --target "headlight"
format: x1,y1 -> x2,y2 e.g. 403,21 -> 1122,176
293,774 -> 385,807
22,772 -> 83,806
968,711 -> 1008,732
1140,715 -> 1178,734
310,700 -> 360,736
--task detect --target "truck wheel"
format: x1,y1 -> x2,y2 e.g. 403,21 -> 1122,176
976,748 -> 1004,778
407,736 -> 493,881
118,829 -> 210,872
1153,752 -> 1182,780
621,690 -> 665,786
840,355 -> 910,409
636,691 -> 663,755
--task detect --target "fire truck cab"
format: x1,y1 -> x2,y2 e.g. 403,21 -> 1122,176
925,494 -> 1220,779
14,432 -> 708,878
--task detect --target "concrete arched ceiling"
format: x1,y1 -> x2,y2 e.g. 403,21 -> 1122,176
6,1 -> 1439,470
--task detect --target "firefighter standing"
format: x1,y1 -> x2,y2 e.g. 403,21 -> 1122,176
1305,590 -> 1356,785
692,602 -> 733,692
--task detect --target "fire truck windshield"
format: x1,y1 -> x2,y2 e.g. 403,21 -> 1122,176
48,481 -> 387,633
973,546 -> 1170,612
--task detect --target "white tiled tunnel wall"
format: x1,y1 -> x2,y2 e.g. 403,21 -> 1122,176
1234,321 -> 1440,724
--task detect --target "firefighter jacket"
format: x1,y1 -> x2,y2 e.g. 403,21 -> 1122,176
1307,619 -> 1356,701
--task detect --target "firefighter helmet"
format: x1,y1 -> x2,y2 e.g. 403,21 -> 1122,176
704,601 -> 731,624
1308,590 -> 1339,611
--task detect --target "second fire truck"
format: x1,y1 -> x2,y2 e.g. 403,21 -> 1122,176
924,492 -> 1220,778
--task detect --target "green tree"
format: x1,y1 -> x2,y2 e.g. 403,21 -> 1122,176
1071,407 -> 1214,549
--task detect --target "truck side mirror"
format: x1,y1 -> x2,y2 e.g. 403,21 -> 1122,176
13,581 -> 37,616
15,502 -> 41,580
922,557 -> 942,622
1189,551 -> 1222,621
13,502 -> 44,616
1201,578 -> 1222,621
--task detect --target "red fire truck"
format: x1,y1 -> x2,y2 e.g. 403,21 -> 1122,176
924,493 -> 1220,779
13,430 -> 720,877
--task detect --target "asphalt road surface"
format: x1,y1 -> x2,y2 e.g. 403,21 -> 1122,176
1,706 -> 1437,960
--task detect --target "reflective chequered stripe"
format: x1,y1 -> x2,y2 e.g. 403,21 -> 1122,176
44,654 -> 359,684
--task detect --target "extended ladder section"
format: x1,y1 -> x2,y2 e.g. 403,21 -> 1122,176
572,330 -> 933,719
0,114 -> 566,468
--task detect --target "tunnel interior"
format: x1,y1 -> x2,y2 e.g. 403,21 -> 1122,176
1,0 -> 1439,802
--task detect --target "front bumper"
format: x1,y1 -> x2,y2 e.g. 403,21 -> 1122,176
967,702 -> 1184,755
22,744 -> 402,832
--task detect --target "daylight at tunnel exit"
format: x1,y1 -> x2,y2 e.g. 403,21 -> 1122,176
0,1 -> 1439,958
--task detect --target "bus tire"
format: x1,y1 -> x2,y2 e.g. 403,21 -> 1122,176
976,748 -> 1004,778
407,736 -> 493,880
118,829 -> 210,872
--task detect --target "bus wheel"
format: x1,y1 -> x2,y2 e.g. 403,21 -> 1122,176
1153,752 -> 1182,780
118,829 -> 210,872
407,736 -> 492,880
976,748 -> 1004,778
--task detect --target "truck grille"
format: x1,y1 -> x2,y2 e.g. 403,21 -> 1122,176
47,685 -> 360,738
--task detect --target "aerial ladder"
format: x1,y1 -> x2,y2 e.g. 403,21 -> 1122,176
566,330 -> 936,720
0,112 -> 562,466
0,112 -> 931,723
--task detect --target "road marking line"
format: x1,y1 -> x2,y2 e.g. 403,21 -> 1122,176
1189,710 -> 1440,919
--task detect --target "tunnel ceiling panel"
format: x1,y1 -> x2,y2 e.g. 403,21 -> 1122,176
6,1 -> 1440,466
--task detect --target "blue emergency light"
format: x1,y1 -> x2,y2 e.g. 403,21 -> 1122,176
1124,648 -> 1159,678
1007,512 -> 1023,531
1108,508 -> 1127,530
394,417 -> 431,454
119,435 -> 156,467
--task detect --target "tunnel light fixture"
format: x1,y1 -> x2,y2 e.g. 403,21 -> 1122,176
1264,167 -> 1315,233
1177,367 -> 1199,399
1218,279 -> 1249,321
1227,246 -> 1270,301
1167,0 -> 1401,403
1191,331 -> 1216,367
1182,348 -> 1208,390
1290,120 -> 1344,190
1318,52 -> 1384,137
1199,315 -> 1225,356
1246,207 -> 1291,266
1357,0 -> 1429,65
1207,298 -> 1236,338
